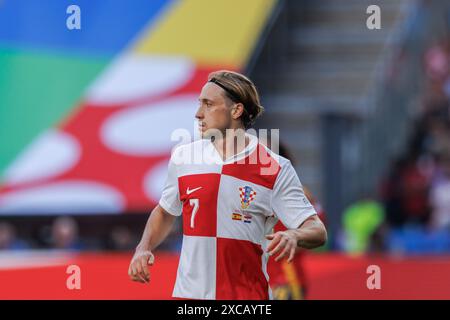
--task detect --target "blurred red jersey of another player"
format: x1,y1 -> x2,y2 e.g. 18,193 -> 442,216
267,187 -> 326,300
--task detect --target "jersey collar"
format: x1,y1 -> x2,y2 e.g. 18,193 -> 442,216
207,133 -> 258,165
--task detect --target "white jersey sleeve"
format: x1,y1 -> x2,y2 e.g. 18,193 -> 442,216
271,160 -> 317,229
159,149 -> 182,216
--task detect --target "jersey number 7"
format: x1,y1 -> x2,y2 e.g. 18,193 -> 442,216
189,199 -> 199,228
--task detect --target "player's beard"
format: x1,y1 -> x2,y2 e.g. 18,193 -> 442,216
200,126 -> 226,142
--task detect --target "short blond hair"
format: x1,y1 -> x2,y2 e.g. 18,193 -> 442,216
208,70 -> 264,129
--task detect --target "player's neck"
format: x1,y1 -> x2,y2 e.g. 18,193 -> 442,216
212,128 -> 249,161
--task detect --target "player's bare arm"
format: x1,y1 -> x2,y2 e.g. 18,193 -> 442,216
128,205 -> 176,284
266,214 -> 327,263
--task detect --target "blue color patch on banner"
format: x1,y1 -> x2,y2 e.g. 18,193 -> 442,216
0,0 -> 171,57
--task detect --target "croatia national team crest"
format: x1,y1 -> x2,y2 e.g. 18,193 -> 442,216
239,186 -> 256,209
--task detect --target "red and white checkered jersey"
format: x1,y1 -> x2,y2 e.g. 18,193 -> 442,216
159,134 -> 316,300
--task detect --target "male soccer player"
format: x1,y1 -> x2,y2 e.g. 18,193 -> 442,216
128,70 -> 327,299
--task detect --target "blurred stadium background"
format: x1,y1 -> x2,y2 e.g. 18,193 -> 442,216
1,0 -> 450,299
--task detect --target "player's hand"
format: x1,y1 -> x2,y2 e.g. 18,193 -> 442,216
266,231 -> 297,263
128,249 -> 154,283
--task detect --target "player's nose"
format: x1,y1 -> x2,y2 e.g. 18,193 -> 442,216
195,104 -> 204,120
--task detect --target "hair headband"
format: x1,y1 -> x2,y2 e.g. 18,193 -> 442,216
208,78 -> 241,103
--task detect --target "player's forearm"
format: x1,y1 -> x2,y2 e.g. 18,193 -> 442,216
293,216 -> 327,249
136,205 -> 176,252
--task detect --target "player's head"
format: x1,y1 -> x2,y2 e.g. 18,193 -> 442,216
196,70 -> 264,138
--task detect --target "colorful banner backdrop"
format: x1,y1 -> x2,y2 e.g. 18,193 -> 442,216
0,252 -> 449,299
0,0 -> 277,214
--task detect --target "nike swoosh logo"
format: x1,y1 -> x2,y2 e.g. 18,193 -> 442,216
186,186 -> 202,195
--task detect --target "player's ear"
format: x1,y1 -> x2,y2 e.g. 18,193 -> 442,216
231,103 -> 244,120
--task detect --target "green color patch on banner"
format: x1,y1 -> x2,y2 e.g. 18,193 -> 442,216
0,48 -> 108,175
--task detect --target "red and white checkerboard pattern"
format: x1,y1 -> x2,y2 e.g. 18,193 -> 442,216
159,135 -> 317,300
